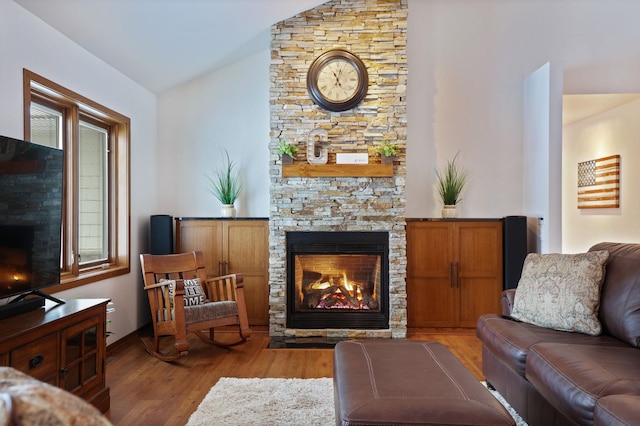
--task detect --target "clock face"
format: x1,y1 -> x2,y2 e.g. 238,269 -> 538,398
306,49 -> 368,112
316,59 -> 360,102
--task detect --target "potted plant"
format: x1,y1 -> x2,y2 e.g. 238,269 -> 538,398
375,141 -> 400,164
278,139 -> 299,164
435,152 -> 469,218
207,149 -> 243,217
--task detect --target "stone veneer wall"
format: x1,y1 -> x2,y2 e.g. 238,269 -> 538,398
269,0 -> 408,338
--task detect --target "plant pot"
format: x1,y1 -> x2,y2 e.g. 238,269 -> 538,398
442,205 -> 457,218
381,155 -> 396,165
281,154 -> 294,164
221,204 -> 236,218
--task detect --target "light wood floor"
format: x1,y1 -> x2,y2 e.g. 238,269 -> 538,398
105,327 -> 483,426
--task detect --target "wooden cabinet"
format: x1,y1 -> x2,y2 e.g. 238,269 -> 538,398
407,220 -> 503,327
0,299 -> 110,413
175,218 -> 269,326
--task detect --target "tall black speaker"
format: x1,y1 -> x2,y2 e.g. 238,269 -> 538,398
150,215 -> 173,255
503,216 -> 528,290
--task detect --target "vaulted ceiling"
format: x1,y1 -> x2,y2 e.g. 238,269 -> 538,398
13,0 -> 328,94
14,0 -> 640,124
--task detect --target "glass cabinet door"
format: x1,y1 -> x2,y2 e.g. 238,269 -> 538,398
60,316 -> 103,394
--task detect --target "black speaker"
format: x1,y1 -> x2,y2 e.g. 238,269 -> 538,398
150,215 -> 173,255
503,216 -> 528,290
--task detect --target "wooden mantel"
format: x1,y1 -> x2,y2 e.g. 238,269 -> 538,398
282,163 -> 393,178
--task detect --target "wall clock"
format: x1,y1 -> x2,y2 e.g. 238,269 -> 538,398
306,49 -> 368,112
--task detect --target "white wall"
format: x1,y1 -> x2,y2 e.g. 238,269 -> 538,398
562,98 -> 640,252
522,62 -> 564,253
406,0 -> 640,220
0,0 -> 158,344
157,43 -> 271,218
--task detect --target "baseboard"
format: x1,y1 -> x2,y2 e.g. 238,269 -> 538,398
106,323 -> 151,357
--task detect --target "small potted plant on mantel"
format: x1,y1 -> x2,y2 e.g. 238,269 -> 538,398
375,141 -> 400,164
207,149 -> 243,217
435,152 -> 469,218
278,139 -> 299,164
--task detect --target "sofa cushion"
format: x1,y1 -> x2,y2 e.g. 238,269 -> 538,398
526,343 -> 640,425
476,314 -> 624,378
594,395 -> 640,426
184,301 -> 238,324
590,242 -> 640,347
511,251 -> 609,335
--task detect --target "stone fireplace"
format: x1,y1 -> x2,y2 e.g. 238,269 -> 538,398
268,0 -> 408,339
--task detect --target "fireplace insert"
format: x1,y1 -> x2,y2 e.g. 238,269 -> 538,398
286,231 -> 389,329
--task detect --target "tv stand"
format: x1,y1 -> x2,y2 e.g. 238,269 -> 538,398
0,299 -> 110,413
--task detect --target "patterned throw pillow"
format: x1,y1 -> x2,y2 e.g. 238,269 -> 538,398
0,367 -> 111,426
511,250 -> 609,336
182,278 -> 207,306
160,278 -> 207,307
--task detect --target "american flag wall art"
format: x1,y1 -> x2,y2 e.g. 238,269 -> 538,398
577,155 -> 620,209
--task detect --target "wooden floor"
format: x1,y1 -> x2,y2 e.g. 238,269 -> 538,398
105,327 -> 483,426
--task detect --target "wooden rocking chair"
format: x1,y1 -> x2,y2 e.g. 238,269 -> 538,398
140,251 -> 252,361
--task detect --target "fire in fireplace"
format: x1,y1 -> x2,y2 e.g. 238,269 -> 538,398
287,231 -> 389,329
295,254 -> 380,311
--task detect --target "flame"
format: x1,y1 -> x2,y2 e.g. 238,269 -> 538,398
343,272 -> 353,292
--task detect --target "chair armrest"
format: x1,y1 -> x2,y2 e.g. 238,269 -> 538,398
143,278 -> 187,351
501,289 -> 517,316
143,280 -> 174,291
172,279 -> 186,304
204,274 -> 252,338
144,278 -> 185,307
169,280 -> 188,353
204,273 -> 244,301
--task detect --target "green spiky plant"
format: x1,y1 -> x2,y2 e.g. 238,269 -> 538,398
435,152 -> 469,206
208,149 -> 243,205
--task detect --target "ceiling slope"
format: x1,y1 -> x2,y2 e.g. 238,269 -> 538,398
14,0 -> 328,93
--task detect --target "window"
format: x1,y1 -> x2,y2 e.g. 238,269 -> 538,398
24,69 -> 130,290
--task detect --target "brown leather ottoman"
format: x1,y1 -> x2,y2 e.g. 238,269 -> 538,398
333,340 -> 515,426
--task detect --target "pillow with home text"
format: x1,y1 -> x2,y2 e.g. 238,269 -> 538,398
160,278 -> 207,307
182,278 -> 207,306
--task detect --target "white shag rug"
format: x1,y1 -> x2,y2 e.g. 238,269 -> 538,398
186,377 -> 527,426
482,382 -> 527,426
186,378 -> 334,426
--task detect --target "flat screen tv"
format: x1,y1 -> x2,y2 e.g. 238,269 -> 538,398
0,135 -> 64,320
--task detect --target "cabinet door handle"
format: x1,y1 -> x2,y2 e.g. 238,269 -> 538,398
223,260 -> 228,275
449,263 -> 454,288
455,262 -> 460,288
29,354 -> 44,369
218,260 -> 222,276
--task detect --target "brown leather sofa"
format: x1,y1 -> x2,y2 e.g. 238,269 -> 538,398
477,242 -> 640,426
